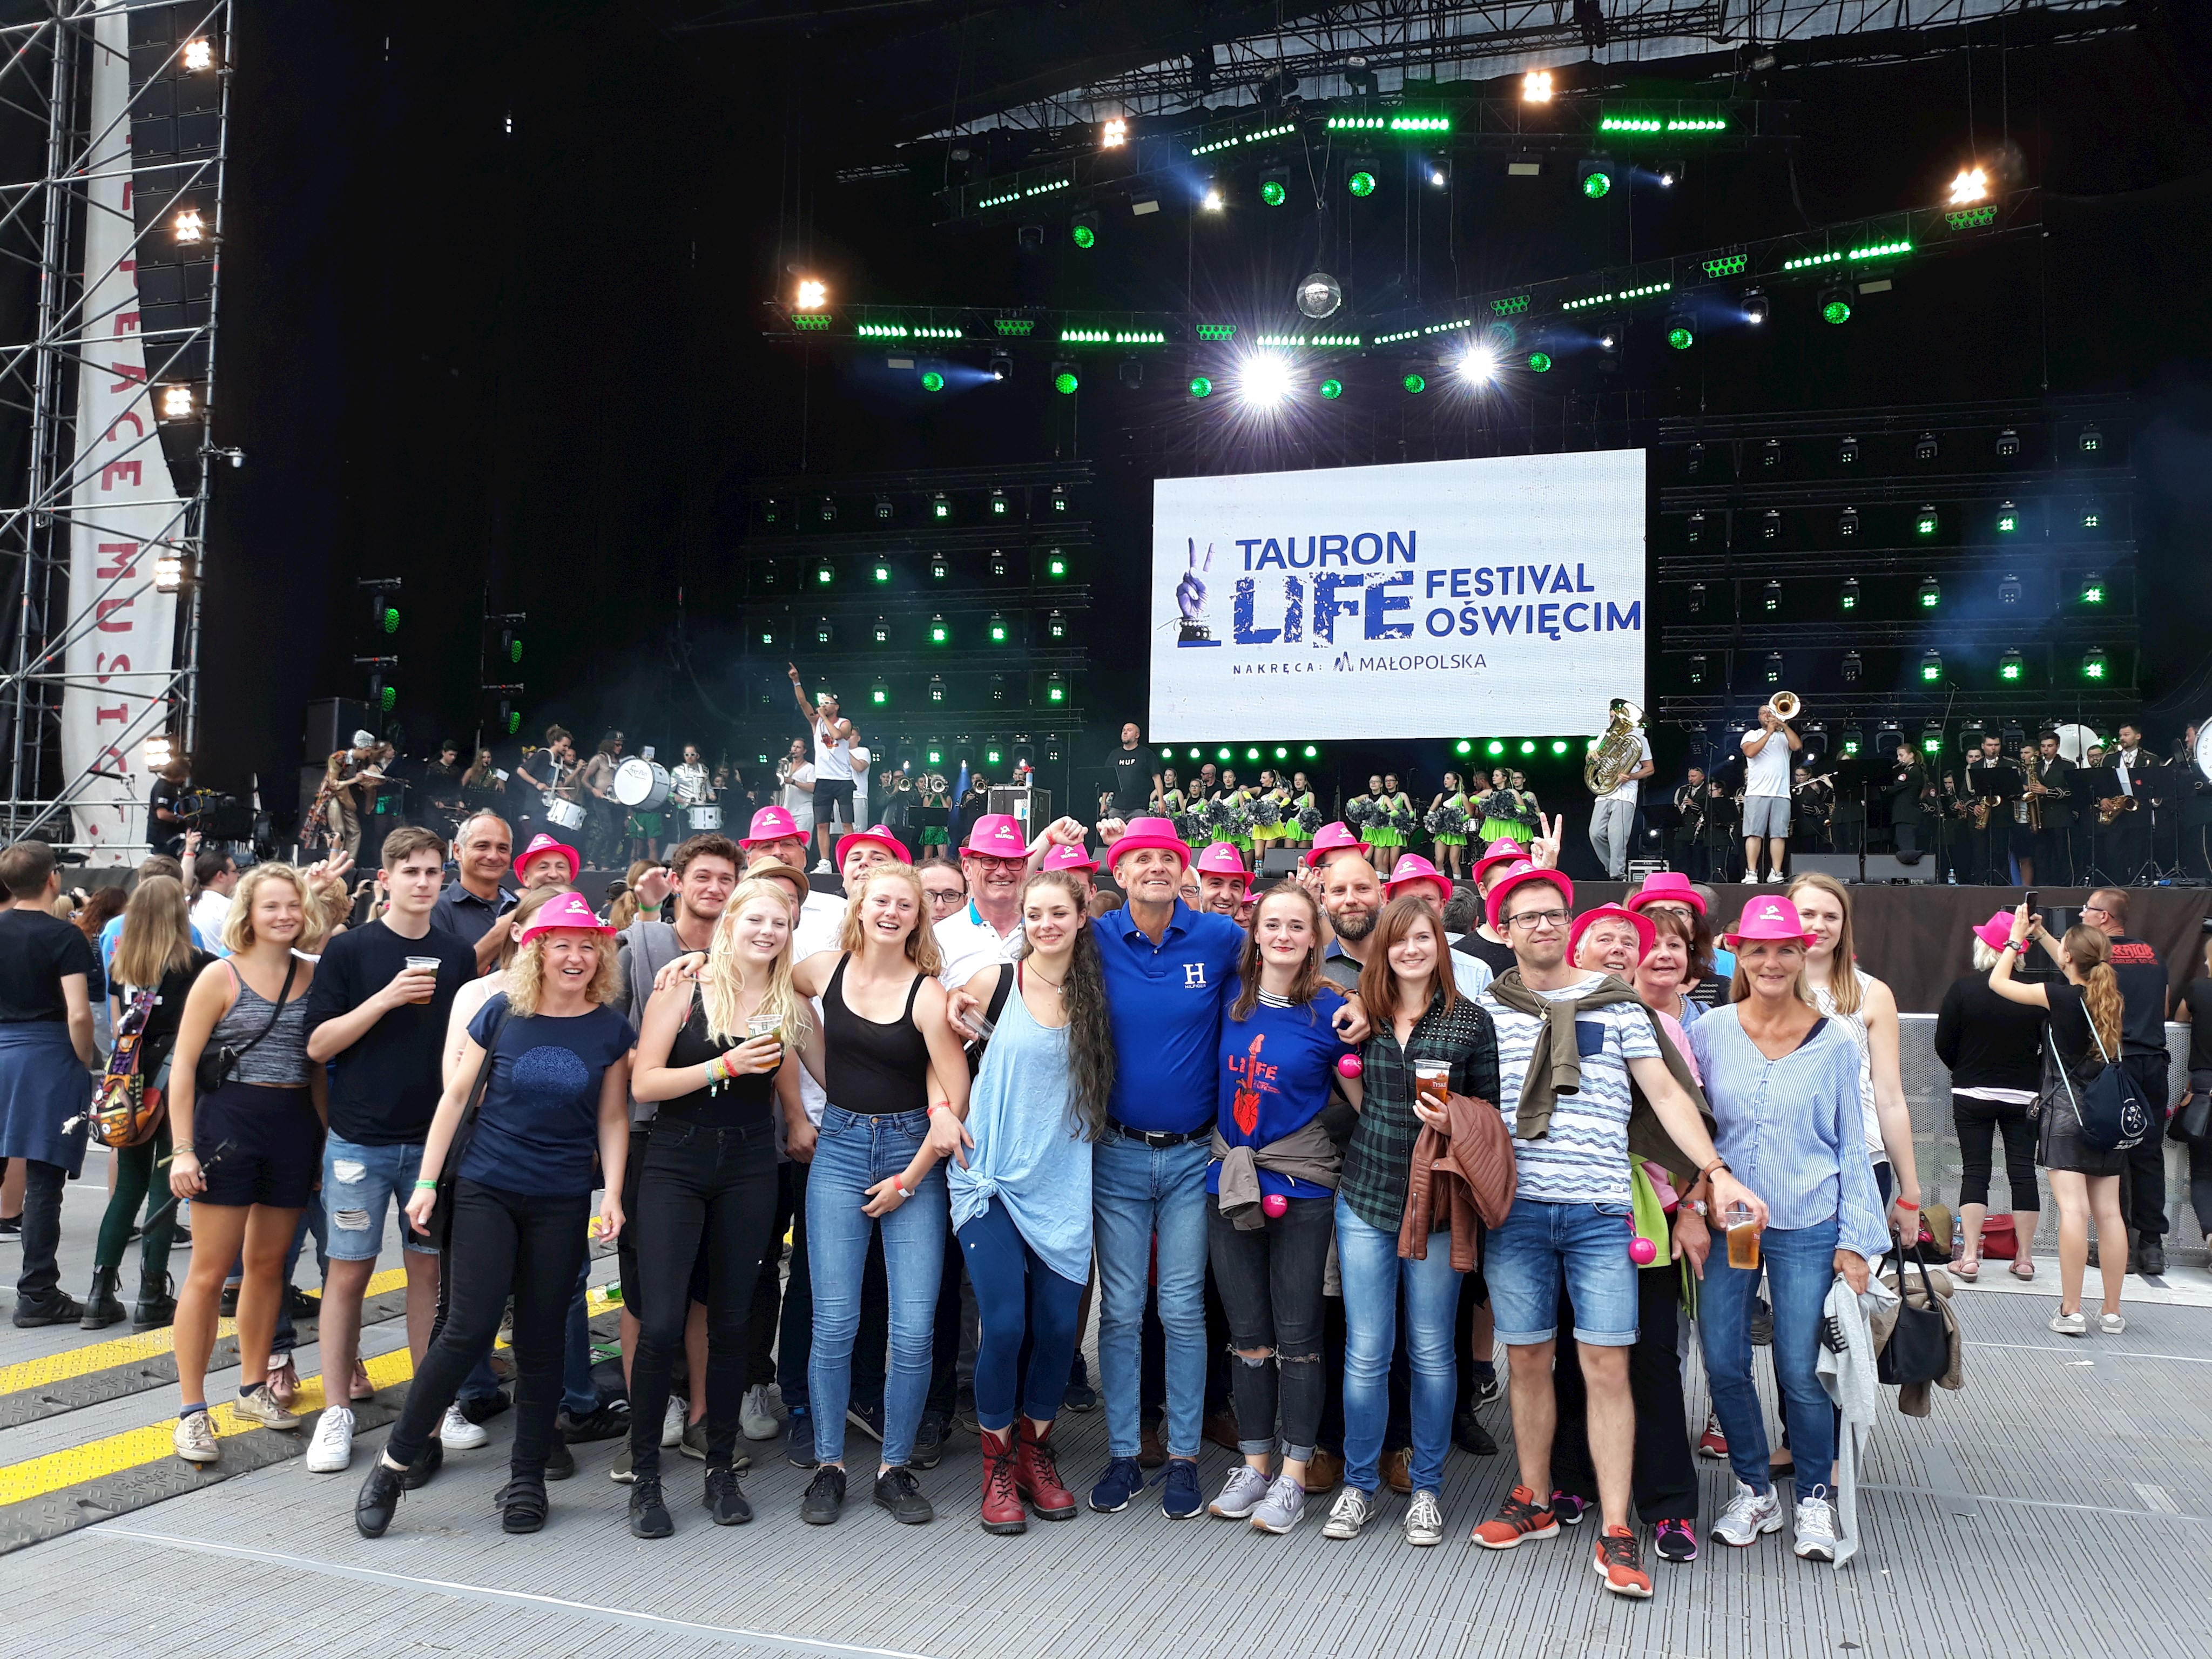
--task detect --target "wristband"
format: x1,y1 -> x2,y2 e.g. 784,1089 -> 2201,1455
172,1142 -> 194,1155
1698,1157 -> 1730,1179
927,1102 -> 953,1116
890,1176 -> 909,1198
414,1178 -> 438,1191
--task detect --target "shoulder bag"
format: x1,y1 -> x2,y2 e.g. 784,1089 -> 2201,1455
962,962 -> 1017,1079
1874,1247 -> 1950,1388
426,1000 -> 514,1247
193,954 -> 298,1096
2046,1014 -> 2152,1154
92,985 -> 168,1148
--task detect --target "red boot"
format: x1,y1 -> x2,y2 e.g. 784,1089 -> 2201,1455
1015,1419 -> 1077,1521
980,1428 -> 1026,1535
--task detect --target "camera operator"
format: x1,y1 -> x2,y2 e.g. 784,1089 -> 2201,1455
424,739 -> 467,842
149,757 -> 193,859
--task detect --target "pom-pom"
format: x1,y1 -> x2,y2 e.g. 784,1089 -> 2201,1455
1262,1193 -> 1289,1219
1629,1236 -> 1659,1266
1337,1053 -> 1364,1078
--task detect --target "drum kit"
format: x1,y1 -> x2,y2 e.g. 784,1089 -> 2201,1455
613,754 -> 720,832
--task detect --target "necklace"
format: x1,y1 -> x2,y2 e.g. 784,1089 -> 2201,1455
1027,966 -> 1066,994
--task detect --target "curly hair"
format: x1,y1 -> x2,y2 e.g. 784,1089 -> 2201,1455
837,864 -> 943,977
504,927 -> 618,1017
1009,871 -> 1114,1141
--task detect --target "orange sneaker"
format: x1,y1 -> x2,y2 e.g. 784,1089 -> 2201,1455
1469,1484 -> 1559,1549
1594,1525 -> 1654,1598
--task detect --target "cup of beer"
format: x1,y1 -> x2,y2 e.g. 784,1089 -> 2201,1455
1723,1202 -> 1763,1271
1413,1062 -> 1451,1110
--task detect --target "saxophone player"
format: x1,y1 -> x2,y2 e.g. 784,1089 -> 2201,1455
1739,700 -> 1800,882
1964,733 -> 2015,885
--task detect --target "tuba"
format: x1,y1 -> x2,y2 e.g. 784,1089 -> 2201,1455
1584,698 -> 1647,795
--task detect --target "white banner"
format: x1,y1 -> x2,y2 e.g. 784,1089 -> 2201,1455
63,5 -> 182,859
1148,452 -> 1646,744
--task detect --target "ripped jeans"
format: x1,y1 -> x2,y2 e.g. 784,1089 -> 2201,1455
1205,1193 -> 1333,1462
322,1135 -> 441,1262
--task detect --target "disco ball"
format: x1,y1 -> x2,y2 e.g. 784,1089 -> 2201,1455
1296,272 -> 1343,319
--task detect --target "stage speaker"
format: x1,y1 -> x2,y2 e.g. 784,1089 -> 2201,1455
1791,851 -> 1934,885
987,786 -> 1051,832
304,698 -> 371,763
1258,848 -> 1303,877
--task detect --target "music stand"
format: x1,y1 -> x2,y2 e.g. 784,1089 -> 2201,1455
1968,764 -> 2025,884
2137,761 -> 2186,880
2073,766 -> 2125,885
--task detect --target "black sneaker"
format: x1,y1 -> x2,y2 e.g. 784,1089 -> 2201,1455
629,1476 -> 675,1539
399,1438 -> 443,1490
0,1216 -> 21,1238
2139,1239 -> 2167,1277
705,1465 -> 752,1526
544,1436 -> 576,1480
800,1465 -> 847,1525
911,1412 -> 945,1470
873,1465 -> 934,1525
846,1400 -> 884,1441
1749,1297 -> 1773,1347
786,1410 -> 818,1468
1452,1410 -> 1498,1456
219,1283 -> 239,1317
286,1286 -> 319,1321
1062,1381 -> 1100,1413
11,1292 -> 83,1328
456,1390 -> 511,1425
557,1399 -> 629,1443
355,1459 -> 405,1538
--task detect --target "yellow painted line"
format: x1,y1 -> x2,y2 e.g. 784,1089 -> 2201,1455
0,1268 -> 410,1394
0,1280 -> 623,1506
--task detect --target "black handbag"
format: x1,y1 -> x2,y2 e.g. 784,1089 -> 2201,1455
193,954 -> 298,1096
426,1000 -> 512,1246
2169,1087 -> 2212,1144
1875,1247 -> 1950,1388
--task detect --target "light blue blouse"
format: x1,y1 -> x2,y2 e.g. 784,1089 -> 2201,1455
947,972 -> 1093,1283
1685,1006 -> 1891,1262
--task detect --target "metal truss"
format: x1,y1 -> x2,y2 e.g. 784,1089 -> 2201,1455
0,0 -> 234,853
929,1 -> 2135,135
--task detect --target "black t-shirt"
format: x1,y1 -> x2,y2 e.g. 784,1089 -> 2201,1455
147,777 -> 187,856
2184,979 -> 2212,1082
2104,935 -> 2167,1056
1104,746 -> 1151,813
304,918 -> 476,1144
1452,930 -> 1519,977
0,907 -> 96,1021
116,948 -> 217,1076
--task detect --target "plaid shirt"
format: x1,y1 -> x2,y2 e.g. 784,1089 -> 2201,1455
1338,987 -> 1500,1236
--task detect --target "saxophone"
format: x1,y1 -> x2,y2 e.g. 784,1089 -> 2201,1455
1583,698 -> 1645,795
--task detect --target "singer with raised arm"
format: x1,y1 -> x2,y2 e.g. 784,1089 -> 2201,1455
1738,698 -> 1800,885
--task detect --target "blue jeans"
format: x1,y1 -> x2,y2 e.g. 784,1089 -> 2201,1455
1698,1216 -> 1839,1505
1336,1198 -> 1461,1495
807,1106 -> 947,1469
959,1198 -> 1086,1433
1092,1134 -> 1209,1461
1483,1196 -> 1640,1347
323,1135 -> 440,1261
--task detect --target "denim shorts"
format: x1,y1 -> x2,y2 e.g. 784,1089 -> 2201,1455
1741,794 -> 1791,839
1483,1195 -> 1639,1347
324,1134 -> 440,1259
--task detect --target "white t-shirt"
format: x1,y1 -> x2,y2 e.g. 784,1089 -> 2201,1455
934,903 -> 1023,990
1480,976 -> 1661,1205
1741,727 -> 1792,799
851,746 -> 871,822
812,714 -> 854,782
1602,732 -> 1651,804
188,887 -> 233,947
779,761 -> 816,827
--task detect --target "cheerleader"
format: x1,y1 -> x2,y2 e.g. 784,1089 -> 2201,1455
1365,773 -> 1413,876
1344,777 -> 1382,866
1216,769 -> 1254,862
1427,771 -> 1472,880
1247,770 -> 1291,862
1285,772 -> 1320,850
1152,766 -> 1184,817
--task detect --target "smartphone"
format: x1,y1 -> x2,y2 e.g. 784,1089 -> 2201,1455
2024,889 -> 2037,913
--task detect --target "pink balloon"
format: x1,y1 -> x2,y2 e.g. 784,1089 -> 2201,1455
1262,1193 -> 1289,1219
1628,1236 -> 1658,1266
1337,1053 -> 1364,1078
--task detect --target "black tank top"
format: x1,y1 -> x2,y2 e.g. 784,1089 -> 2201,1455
659,993 -> 774,1131
822,953 -> 930,1116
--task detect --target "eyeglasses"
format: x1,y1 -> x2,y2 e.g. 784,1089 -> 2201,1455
1505,908 -> 1573,930
2081,903 -> 2108,917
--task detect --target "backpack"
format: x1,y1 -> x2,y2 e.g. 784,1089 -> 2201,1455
2047,1015 -> 2152,1154
92,985 -> 169,1148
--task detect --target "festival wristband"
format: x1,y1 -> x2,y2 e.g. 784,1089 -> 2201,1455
927,1101 -> 953,1116
414,1178 -> 438,1191
889,1176 -> 909,1198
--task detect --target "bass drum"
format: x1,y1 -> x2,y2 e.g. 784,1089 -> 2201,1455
613,757 -> 672,809
686,804 -> 723,832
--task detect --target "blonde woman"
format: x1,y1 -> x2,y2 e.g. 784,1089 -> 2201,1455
1988,907 -> 2130,1334
787,862 -> 974,1527
622,878 -> 812,1536
84,877 -> 212,1331
356,892 -> 631,1539
166,864 -> 326,1465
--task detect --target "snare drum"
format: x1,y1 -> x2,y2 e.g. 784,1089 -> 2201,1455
543,797 -> 587,832
686,804 -> 723,832
613,757 -> 672,810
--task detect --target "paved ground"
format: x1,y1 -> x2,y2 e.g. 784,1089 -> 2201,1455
1,1140 -> 2207,1659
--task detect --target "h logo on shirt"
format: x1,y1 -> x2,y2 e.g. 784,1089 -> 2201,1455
1184,963 -> 1208,988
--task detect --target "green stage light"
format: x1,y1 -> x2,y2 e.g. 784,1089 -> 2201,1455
1218,747 -> 1232,760
1246,746 -> 1260,761
1259,179 -> 1286,207
1189,376 -> 1212,398
1486,739 -> 1505,757
1581,170 -> 1611,199
1921,726 -> 1944,756
378,605 -> 399,634
1319,378 -> 1343,399
1918,576 -> 1941,608
1402,373 -> 1426,394
1920,650 -> 1943,683
920,370 -> 945,392
1519,739 -> 1536,756
1303,744 -> 1319,758
1999,649 -> 2024,683
1997,501 -> 2018,532
1667,326 -> 1693,350
1453,739 -> 1472,756
2082,648 -> 2108,681
1528,352 -> 1552,372
1916,507 -> 1939,537
1070,212 -> 1098,248
988,613 -> 1009,643
1046,553 -> 1067,578
1840,577 -> 1859,610
928,614 -> 949,644
872,682 -> 888,706
1054,370 -> 1078,394
872,563 -> 890,582
1820,286 -> 1852,325
1348,170 -> 1377,197
1550,739 -> 1570,755
2080,571 -> 2106,605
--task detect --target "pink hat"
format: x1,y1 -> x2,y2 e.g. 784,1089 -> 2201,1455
1569,903 -> 1656,968
1723,893 -> 1816,949
835,825 -> 913,868
515,889 -> 616,945
1383,853 -> 1452,907
1106,814 -> 1192,875
961,813 -> 1030,859
1971,908 -> 2017,956
1484,862 -> 1574,934
1195,842 -> 1253,887
1471,838 -> 1529,890
1624,870 -> 1706,916
1041,842 -> 1097,874
1301,821 -> 1372,868
512,833 -> 580,886
741,805 -> 805,849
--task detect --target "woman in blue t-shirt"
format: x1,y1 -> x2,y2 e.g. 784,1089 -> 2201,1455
1204,884 -> 1359,1536
355,891 -> 632,1540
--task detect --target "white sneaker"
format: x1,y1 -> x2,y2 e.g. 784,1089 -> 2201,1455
174,1408 -> 219,1465
740,1382 -> 782,1440
1404,1487 -> 1445,1547
1792,1491 -> 1838,1561
2099,1310 -> 2126,1335
812,858 -> 833,874
2049,1309 -> 2087,1337
662,1394 -> 686,1448
1710,1480 -> 1785,1546
1764,871 -> 1786,884
1322,1485 -> 1375,1541
441,1403 -> 489,1449
305,1406 -> 355,1473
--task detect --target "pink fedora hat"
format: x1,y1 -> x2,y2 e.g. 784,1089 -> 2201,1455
1723,893 -> 1817,949
1624,870 -> 1706,916
741,805 -> 805,848
1471,838 -> 1529,890
961,813 -> 1030,859
1384,853 -> 1452,908
1569,902 -> 1657,968
835,826 -> 913,868
1485,862 -> 1575,934
1195,841 -> 1253,887
1971,908 -> 2018,956
515,889 -> 616,946
1301,821 -> 1372,868
1107,815 -> 1192,875
1041,841 -> 1097,874
512,833 -> 580,886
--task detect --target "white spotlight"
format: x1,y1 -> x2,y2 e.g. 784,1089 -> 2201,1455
795,278 -> 827,310
1949,165 -> 1990,206
181,38 -> 214,72
1242,355 -> 1293,407
1101,117 -> 1128,149
1522,69 -> 1554,103
1459,345 -> 1500,385
1202,185 -> 1224,212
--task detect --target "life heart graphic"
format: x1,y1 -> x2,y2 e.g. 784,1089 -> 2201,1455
1232,1033 -> 1266,1135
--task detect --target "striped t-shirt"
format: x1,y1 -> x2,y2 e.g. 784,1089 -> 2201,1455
1480,977 -> 1660,1205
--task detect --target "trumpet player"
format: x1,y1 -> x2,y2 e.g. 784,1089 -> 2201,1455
1739,699 -> 1800,884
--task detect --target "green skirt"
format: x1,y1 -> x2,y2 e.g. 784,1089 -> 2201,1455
1366,825 -> 1404,848
1479,816 -> 1530,845
1434,831 -> 1469,847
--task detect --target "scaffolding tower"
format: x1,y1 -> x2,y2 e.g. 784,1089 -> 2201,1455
0,0 -> 234,860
